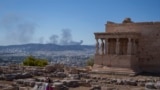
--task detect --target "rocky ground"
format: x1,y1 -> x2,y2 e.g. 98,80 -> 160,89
0,64 -> 160,90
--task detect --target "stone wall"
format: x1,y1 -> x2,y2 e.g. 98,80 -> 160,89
95,55 -> 138,69
105,22 -> 160,73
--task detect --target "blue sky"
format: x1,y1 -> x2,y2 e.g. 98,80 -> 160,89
0,0 -> 160,45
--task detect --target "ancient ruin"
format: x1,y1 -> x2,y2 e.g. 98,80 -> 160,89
93,18 -> 160,75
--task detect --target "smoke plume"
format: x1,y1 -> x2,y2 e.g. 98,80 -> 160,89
60,29 -> 72,45
59,29 -> 83,45
1,14 -> 36,44
69,40 -> 83,45
49,34 -> 59,44
48,29 -> 83,45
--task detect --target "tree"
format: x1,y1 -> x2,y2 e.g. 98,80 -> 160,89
23,56 -> 48,67
86,56 -> 94,66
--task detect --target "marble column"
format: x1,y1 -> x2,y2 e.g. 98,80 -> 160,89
96,38 -> 99,55
116,38 -> 120,55
127,38 -> 132,55
101,39 -> 105,55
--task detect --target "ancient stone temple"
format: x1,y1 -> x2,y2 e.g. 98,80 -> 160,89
93,18 -> 160,75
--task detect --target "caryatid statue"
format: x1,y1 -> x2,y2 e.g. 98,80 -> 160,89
96,39 -> 99,54
101,39 -> 105,55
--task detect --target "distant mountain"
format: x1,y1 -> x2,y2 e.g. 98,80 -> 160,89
0,44 -> 95,66
0,43 -> 95,52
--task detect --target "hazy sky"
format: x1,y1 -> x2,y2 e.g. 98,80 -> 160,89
0,0 -> 160,45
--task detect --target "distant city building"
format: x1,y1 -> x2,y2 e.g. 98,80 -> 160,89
93,18 -> 160,74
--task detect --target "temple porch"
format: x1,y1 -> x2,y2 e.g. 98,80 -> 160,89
93,32 -> 141,75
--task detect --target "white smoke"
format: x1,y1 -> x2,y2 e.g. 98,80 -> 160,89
49,34 -> 59,44
49,29 -> 83,45
1,14 -> 36,44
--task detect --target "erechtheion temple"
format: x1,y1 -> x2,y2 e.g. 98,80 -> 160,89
93,18 -> 160,75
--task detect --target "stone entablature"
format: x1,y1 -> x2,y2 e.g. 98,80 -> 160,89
94,32 -> 140,39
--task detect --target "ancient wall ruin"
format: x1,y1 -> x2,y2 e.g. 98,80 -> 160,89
105,21 -> 160,73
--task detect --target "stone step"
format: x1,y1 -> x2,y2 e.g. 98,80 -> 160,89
91,67 -> 140,76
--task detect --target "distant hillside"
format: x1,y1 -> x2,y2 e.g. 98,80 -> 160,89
0,43 -> 95,52
0,44 -> 95,66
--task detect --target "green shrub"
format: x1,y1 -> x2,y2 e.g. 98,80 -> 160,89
23,56 -> 48,67
86,57 -> 94,66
